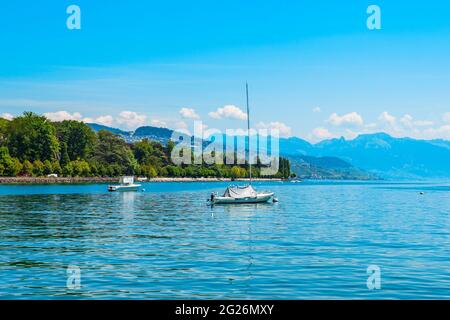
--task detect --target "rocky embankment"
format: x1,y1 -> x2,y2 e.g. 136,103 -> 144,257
0,177 -> 284,184
0,177 -> 118,184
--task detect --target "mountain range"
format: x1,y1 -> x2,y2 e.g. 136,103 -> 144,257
281,133 -> 450,179
86,123 -> 450,180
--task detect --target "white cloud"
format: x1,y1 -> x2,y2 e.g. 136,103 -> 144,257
94,115 -> 114,126
414,120 -> 434,127
1,113 -> 13,120
378,111 -> 396,126
116,111 -> 147,129
175,121 -> 188,129
400,114 -> 413,126
327,112 -> 364,127
150,118 -> 188,131
443,112 -> 450,123
310,127 -> 335,141
423,125 -> 450,140
179,107 -> 200,120
150,119 -> 167,127
365,122 -> 377,129
208,105 -> 247,120
308,111 -> 450,142
375,112 -> 434,139
228,128 -> 248,136
257,121 -> 292,137
172,120 -> 188,131
43,111 -> 83,122
312,107 -> 321,113
400,114 -> 433,128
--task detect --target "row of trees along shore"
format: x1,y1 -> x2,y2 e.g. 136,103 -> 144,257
0,112 -> 292,179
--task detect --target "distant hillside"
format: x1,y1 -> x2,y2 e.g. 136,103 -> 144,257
86,123 -> 131,137
311,133 -> 450,179
133,126 -> 173,144
429,139 -> 450,150
87,123 -> 174,144
288,155 -> 378,180
279,137 -> 313,155
86,123 -> 377,180
261,133 -> 450,179
86,122 -> 450,179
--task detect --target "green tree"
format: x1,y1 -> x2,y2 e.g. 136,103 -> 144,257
52,160 -> 62,175
275,157 -> 291,179
167,165 -> 184,177
166,140 -> 175,157
62,162 -> 73,177
0,147 -> 22,176
230,166 -> 241,179
71,160 -> 90,177
0,146 -> 13,176
59,142 -> 70,167
21,160 -> 33,176
133,138 -> 153,163
32,160 -> 44,176
158,166 -> 168,177
140,164 -> 157,178
184,165 -> 193,177
92,130 -> 138,174
0,117 -> 9,146
43,160 -> 53,175
88,161 -> 98,176
7,112 -> 59,161
108,163 -> 122,177
6,158 -> 22,176
54,120 -> 96,161
96,163 -> 107,177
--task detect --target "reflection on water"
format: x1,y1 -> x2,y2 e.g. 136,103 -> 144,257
0,181 -> 449,299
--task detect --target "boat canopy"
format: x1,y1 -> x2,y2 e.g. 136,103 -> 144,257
222,185 -> 257,198
119,176 -> 134,184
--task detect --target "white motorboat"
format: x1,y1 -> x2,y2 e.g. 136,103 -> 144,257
108,176 -> 141,192
208,83 -> 276,205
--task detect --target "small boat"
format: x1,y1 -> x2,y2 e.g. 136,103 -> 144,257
210,185 -> 274,204
108,176 -> 141,192
209,83 -> 276,205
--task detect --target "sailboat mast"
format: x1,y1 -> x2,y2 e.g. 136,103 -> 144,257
246,82 -> 252,184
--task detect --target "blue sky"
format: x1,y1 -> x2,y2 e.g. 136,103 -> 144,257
1,0 -> 450,141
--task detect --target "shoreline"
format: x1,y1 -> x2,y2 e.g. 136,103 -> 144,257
0,176 -> 285,185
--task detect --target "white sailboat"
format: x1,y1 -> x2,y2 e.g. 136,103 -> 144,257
209,83 -> 276,205
108,176 -> 141,192
210,184 -> 275,204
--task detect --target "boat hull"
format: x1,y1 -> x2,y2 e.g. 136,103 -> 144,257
211,192 -> 274,204
108,184 -> 141,192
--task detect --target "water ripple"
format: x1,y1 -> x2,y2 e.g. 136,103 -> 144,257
0,181 -> 449,299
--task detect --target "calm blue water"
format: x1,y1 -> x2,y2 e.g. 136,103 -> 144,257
0,180 -> 449,299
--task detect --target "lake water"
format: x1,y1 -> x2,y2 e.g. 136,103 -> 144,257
0,180 -> 449,299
